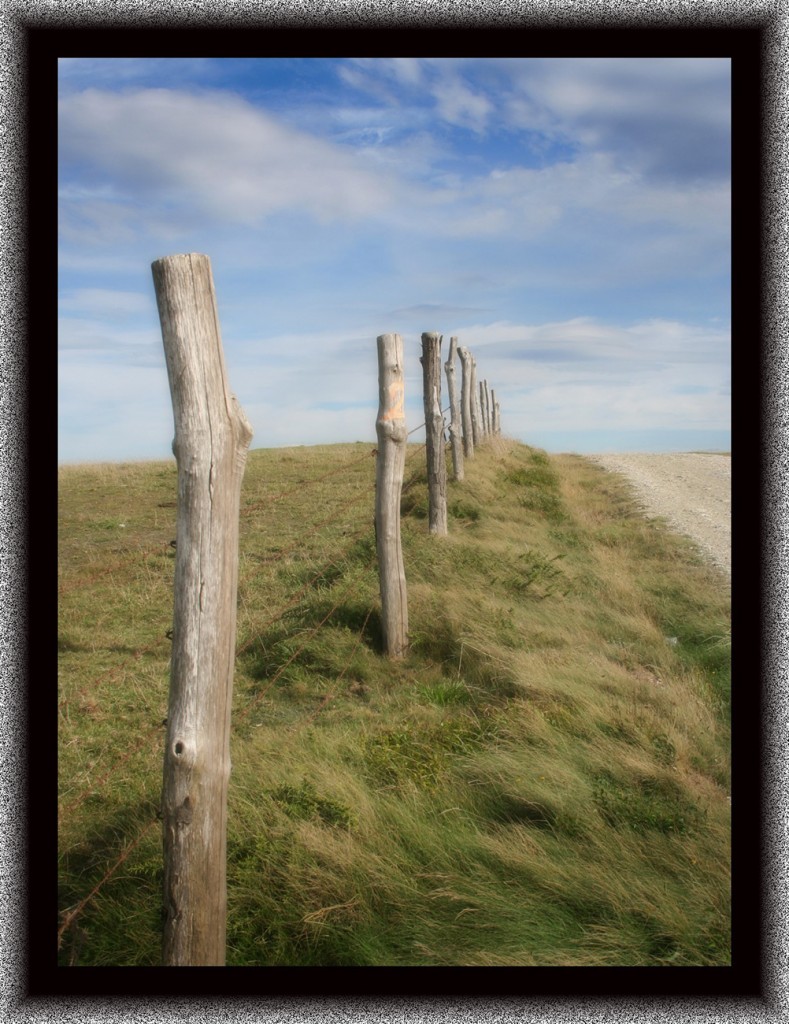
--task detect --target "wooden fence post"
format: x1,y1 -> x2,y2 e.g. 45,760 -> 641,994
479,380 -> 488,441
152,253 -> 253,967
444,336 -> 464,482
491,389 -> 499,435
421,332 -> 448,536
375,333 -> 409,658
470,356 -> 482,447
458,346 -> 475,459
483,380 -> 492,436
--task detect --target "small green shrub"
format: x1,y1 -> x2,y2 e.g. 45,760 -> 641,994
549,526 -> 587,551
497,550 -> 567,598
361,717 -> 490,791
401,491 -> 429,519
448,498 -> 482,523
502,457 -> 567,524
592,770 -> 704,836
650,734 -> 677,767
519,491 -> 567,523
596,720 -> 639,745
506,466 -> 556,490
268,780 -> 356,829
417,680 -> 474,706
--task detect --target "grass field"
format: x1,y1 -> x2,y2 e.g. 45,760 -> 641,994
57,438 -> 731,967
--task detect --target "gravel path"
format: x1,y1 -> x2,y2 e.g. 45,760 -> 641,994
585,453 -> 731,581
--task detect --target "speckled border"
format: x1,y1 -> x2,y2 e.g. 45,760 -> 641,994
4,3 -> 785,1020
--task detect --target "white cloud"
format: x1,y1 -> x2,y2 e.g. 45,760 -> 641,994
531,57 -> 729,125
452,317 -> 729,365
505,57 -> 731,183
447,316 -> 730,439
430,77 -> 493,134
59,88 -> 396,227
347,56 -> 730,185
57,312 -> 730,462
58,316 -> 162,355
341,58 -> 425,95
59,288 -> 153,318
58,75 -> 729,271
58,358 -> 174,462
370,148 -> 728,258
388,58 -> 423,88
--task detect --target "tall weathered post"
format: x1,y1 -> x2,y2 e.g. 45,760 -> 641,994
470,356 -> 482,447
491,389 -> 500,435
444,336 -> 464,482
458,346 -> 475,459
483,380 -> 492,436
375,333 -> 409,658
420,332 -> 448,535
479,380 -> 488,441
152,253 -> 253,967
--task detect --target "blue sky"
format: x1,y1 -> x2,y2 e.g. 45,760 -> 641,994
58,56 -> 731,462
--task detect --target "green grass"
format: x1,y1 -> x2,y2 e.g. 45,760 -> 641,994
58,439 -> 731,967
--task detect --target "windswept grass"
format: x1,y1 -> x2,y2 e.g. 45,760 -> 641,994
58,439 -> 730,966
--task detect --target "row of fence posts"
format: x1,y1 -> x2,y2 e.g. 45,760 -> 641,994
150,254 -> 501,966
375,331 -> 502,660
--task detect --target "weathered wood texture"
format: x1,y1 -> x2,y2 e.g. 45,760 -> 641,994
491,389 -> 500,435
444,336 -> 464,482
375,333 -> 409,658
152,253 -> 253,967
421,332 -> 448,536
483,380 -> 492,436
479,380 -> 488,440
458,346 -> 475,459
470,356 -> 482,447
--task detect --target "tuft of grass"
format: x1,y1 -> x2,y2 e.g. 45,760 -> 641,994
268,780 -> 357,830
58,440 -> 730,966
591,768 -> 705,836
448,497 -> 483,523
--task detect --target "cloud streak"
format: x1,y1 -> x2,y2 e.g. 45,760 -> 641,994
59,88 -> 396,227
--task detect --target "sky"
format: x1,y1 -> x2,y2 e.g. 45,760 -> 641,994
57,56 -> 731,463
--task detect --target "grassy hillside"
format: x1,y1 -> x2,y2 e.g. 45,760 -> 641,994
57,439 -> 731,967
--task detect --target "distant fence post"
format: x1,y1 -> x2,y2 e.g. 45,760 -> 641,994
481,380 -> 489,436
479,379 -> 488,441
152,253 -> 253,967
444,336 -> 464,482
458,346 -> 475,460
491,389 -> 500,435
420,332 -> 448,536
375,333 -> 409,658
470,356 -> 482,447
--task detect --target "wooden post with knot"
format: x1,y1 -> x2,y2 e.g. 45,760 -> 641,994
152,253 -> 253,967
375,333 -> 409,658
